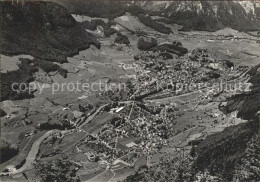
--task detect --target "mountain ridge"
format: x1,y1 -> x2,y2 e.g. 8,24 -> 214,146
35,1 -> 260,32
136,1 -> 260,31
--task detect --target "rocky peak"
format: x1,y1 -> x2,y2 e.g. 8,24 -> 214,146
135,1 -> 260,31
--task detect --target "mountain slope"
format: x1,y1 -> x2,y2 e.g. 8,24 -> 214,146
192,64 -> 260,181
193,117 -> 259,181
52,1 -> 260,32
0,1 -> 100,63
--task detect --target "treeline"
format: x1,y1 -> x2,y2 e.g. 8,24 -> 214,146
80,19 -> 117,37
114,33 -> 130,45
0,139 -> 19,164
0,59 -> 37,101
151,42 -> 188,56
36,159 -> 81,182
137,14 -> 171,34
192,117 -> 259,181
137,37 -> 187,57
126,5 -> 171,34
0,108 -> 7,117
70,2 -> 172,34
34,59 -> 68,78
1,58 -> 68,102
137,37 -> 157,50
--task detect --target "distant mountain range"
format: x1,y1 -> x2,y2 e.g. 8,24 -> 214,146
5,1 -> 259,32
51,0 -> 260,32
135,1 -> 260,31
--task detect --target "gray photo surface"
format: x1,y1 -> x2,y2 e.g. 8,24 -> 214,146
0,1 -> 259,182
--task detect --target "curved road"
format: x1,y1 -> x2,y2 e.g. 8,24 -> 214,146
0,130 -> 55,176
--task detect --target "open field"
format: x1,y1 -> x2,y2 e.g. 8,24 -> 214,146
0,54 -> 33,73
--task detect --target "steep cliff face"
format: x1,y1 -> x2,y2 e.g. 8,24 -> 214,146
136,1 -> 260,31
0,1 -> 100,63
